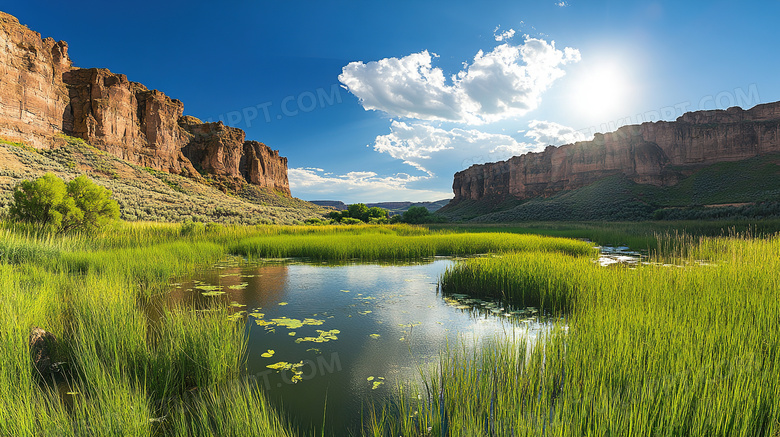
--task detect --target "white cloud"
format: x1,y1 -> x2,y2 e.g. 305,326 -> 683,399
490,120 -> 587,156
371,121 -> 533,173
372,120 -> 589,172
494,27 -> 516,42
339,37 -> 580,125
525,119 -> 587,146
556,1 -> 569,7
288,168 -> 452,203
372,121 -> 456,176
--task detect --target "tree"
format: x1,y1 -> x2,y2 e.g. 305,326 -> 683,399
366,207 -> 388,222
326,210 -> 344,221
401,206 -> 431,224
8,173 -> 120,233
346,203 -> 369,222
8,173 -> 67,229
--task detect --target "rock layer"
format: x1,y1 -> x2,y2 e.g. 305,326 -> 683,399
452,102 -> 780,202
0,11 -> 289,193
241,141 -> 290,195
0,12 -> 71,148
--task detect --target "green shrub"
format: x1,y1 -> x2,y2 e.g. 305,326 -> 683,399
399,206 -> 446,224
7,173 -> 119,234
304,217 -> 327,225
341,217 -> 364,225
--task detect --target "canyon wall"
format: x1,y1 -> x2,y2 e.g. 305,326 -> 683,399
452,102 -> 780,202
0,12 -> 70,148
0,11 -> 290,194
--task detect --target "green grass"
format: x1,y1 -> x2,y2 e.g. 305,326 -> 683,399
231,228 -> 595,261
2,220 -> 778,436
633,154 -> 780,206
0,221 -> 592,436
430,220 -> 780,251
374,233 -> 780,436
0,222 -> 296,436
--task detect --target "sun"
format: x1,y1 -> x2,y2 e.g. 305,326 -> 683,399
570,60 -> 633,120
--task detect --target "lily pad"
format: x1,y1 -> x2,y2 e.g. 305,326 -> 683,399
369,376 -> 385,389
369,334 -> 381,339
261,349 -> 275,358
272,317 -> 304,330
295,329 -> 340,343
266,361 -> 304,383
195,285 -> 223,291
302,318 -> 325,326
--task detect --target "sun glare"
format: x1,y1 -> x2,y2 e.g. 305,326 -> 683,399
571,60 -> 633,120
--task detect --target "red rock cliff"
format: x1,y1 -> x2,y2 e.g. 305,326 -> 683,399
452,102 -> 780,202
0,11 -> 290,194
0,12 -> 70,148
241,141 -> 290,195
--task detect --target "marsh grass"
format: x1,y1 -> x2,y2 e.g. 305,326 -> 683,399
232,230 -> 595,261
170,382 -> 295,437
0,221 -> 299,436
3,220 -> 778,436
377,233 -> 780,436
6,222 -> 591,435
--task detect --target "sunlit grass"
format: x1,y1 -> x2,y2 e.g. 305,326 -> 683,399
2,220 -> 778,436
376,233 -> 780,436
232,231 -> 595,261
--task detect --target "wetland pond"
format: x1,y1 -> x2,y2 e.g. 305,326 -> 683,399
164,258 -> 554,435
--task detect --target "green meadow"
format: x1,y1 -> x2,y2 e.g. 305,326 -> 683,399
1,221 -> 778,436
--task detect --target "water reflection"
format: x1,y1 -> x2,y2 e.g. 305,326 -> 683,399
170,258 -> 550,435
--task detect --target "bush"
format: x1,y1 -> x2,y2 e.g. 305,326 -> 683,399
305,218 -> 327,225
8,173 -> 119,233
398,206 -> 446,224
341,217 -> 364,225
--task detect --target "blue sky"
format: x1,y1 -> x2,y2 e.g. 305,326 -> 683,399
6,1 -> 780,203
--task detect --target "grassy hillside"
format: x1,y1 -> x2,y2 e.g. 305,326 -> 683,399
0,135 -> 325,224
438,154 -> 780,222
633,154 -> 780,206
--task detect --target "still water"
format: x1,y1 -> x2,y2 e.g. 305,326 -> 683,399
169,258 -> 550,435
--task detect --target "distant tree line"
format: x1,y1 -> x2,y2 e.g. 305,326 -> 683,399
305,204 -> 446,225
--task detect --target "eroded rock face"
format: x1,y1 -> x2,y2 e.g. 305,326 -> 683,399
180,121 -> 246,178
62,68 -> 199,176
0,11 -> 290,194
241,141 -> 291,195
452,102 -> 780,202
0,11 -> 71,148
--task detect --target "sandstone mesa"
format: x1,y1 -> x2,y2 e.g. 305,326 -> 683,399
452,102 -> 780,203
